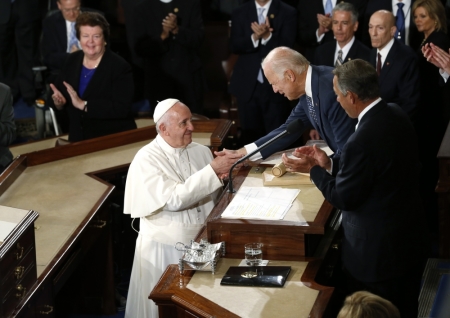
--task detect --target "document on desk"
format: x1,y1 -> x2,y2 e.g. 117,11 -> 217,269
221,186 -> 300,220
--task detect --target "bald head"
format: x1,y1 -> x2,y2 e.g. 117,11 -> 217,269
368,10 -> 397,50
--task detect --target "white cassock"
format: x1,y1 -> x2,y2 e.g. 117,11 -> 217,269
123,134 -> 223,318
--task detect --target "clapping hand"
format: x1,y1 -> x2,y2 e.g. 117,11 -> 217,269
63,81 -> 85,111
422,43 -> 450,74
49,83 -> 67,109
251,17 -> 273,41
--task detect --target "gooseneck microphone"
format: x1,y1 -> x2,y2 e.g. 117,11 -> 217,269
227,119 -> 305,193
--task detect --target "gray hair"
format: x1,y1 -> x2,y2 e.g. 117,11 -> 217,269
332,2 -> 359,23
262,47 -> 310,80
156,110 -> 173,134
333,59 -> 379,102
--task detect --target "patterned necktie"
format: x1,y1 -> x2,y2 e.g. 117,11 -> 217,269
396,3 -> 405,43
376,52 -> 382,75
325,0 -> 333,15
306,96 -> 318,125
335,50 -> 344,67
256,7 -> 266,83
68,22 -> 79,52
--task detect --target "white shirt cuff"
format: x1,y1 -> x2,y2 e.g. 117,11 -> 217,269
316,29 -> 325,42
439,69 -> 449,83
244,143 -> 262,161
261,32 -> 272,45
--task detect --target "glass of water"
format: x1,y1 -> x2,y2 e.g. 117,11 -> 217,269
244,243 -> 263,266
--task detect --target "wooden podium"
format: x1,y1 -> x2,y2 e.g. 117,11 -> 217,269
150,165 -> 341,317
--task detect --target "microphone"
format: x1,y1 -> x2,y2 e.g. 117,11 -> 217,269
227,119 -> 305,193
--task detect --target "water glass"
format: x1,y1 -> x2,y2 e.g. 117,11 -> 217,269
244,243 -> 263,266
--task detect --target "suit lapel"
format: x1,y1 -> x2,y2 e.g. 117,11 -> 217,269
57,13 -> 68,52
345,40 -> 357,63
310,65 -> 323,129
379,40 -> 399,82
267,0 -> 280,29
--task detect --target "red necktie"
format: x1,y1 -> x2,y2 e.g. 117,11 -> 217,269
377,52 -> 382,75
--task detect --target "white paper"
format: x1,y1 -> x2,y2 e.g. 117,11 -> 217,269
221,187 -> 300,220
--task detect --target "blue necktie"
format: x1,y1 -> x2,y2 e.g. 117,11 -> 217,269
256,7 -> 265,83
258,7 -> 265,24
325,0 -> 333,15
68,22 -> 79,52
306,96 -> 319,125
396,3 -> 405,43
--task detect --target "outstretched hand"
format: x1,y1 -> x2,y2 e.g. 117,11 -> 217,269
211,150 -> 244,179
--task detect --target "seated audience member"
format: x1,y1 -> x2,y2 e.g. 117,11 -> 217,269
123,99 -> 242,318
0,83 -> 16,172
337,291 -> 400,318
413,0 -> 450,239
227,46 -> 356,160
283,59 -> 429,318
49,12 -> 136,142
369,10 -> 420,120
314,2 -> 370,67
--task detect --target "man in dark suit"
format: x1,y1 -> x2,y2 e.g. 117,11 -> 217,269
41,0 -> 99,73
0,82 -> 16,172
132,0 -> 205,114
0,0 -> 40,105
369,10 -> 419,119
296,0 -> 368,61
229,46 -> 356,160
283,59 -> 429,318
314,2 -> 370,67
229,0 -> 297,146
362,0 -> 420,49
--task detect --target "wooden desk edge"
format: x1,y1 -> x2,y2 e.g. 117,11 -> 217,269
150,258 -> 333,318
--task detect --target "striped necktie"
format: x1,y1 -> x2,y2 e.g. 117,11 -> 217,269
335,50 -> 344,67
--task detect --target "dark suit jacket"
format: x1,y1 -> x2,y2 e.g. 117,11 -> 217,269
228,0 -> 297,102
50,49 -> 136,142
296,0 -> 368,61
314,38 -> 371,67
41,8 -> 100,72
362,0 -> 420,49
132,0 -> 204,110
370,39 -> 420,118
255,65 -> 357,158
310,101 -> 428,282
0,82 -> 15,170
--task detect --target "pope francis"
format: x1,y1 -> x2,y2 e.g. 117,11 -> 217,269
124,99 -> 241,317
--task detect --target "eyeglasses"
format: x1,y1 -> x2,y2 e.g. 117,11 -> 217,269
61,7 -> 80,13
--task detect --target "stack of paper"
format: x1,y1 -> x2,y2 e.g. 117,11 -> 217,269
221,186 -> 300,220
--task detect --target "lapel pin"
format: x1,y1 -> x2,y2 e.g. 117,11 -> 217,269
270,14 -> 274,19
174,8 -> 179,13
386,62 -> 390,66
